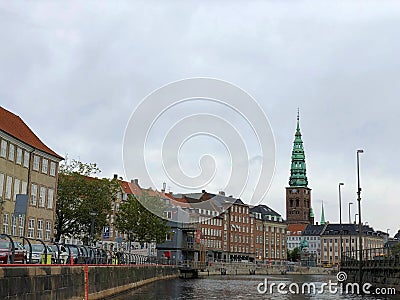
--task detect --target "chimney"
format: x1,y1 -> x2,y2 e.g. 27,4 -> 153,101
316,222 -> 318,225
161,182 -> 166,192
219,191 -> 225,196
201,189 -> 206,193
131,178 -> 139,186
113,174 -> 118,179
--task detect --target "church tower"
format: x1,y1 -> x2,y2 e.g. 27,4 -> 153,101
286,110 -> 313,224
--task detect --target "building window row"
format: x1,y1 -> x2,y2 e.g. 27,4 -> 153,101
0,173 -> 28,201
27,218 -> 52,241
30,183 -> 55,209
32,155 -> 57,176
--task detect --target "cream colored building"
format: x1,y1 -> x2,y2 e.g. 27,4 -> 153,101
0,106 -> 63,242
320,223 -> 384,266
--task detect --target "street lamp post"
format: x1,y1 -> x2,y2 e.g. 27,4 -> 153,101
356,149 -> 364,285
348,202 -> 353,224
339,182 -> 344,267
90,212 -> 97,246
355,213 -> 358,224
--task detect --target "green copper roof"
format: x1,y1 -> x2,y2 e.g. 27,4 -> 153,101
309,207 -> 314,218
320,203 -> 325,225
289,110 -> 308,187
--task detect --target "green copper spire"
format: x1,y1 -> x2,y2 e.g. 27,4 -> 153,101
289,109 -> 308,187
320,202 -> 325,225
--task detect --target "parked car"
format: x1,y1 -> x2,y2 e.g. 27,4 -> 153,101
25,244 -> 55,264
48,245 -> 69,264
0,239 -> 26,264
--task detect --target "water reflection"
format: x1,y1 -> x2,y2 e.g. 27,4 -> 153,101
108,274 -> 399,300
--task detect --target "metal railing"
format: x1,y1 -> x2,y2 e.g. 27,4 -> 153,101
341,247 -> 400,266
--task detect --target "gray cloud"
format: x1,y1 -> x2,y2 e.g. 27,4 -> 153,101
1,1 -> 399,234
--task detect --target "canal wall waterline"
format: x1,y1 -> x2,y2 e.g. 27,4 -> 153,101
0,265 -> 179,300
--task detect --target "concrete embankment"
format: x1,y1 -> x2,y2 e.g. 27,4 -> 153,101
199,263 -> 335,277
0,265 -> 179,300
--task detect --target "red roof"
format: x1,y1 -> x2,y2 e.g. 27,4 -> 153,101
0,106 -> 63,159
118,180 -> 134,194
287,224 -> 308,236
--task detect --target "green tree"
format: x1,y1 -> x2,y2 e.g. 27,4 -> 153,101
116,193 -> 170,245
288,247 -> 301,262
391,242 -> 400,256
55,159 -> 119,243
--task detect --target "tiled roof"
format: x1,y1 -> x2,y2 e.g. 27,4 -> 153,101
321,223 -> 378,236
250,204 -> 282,217
0,106 -> 63,159
287,224 -> 308,236
118,180 -> 134,194
303,224 -> 325,236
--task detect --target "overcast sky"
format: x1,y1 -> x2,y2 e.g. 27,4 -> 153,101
1,1 -> 399,235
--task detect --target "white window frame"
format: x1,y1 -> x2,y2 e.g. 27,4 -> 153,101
0,173 -> 4,198
42,159 -> 48,174
23,151 -> 30,168
18,215 -> 25,237
33,155 -> 40,171
16,147 -> 22,165
47,188 -> 54,209
13,178 -> 20,201
21,181 -> 27,194
39,187 -> 46,207
37,219 -> 43,239
50,162 -> 56,176
5,176 -> 12,199
0,140 -> 6,158
45,221 -> 51,241
31,184 -> 37,206
11,215 -> 17,236
8,144 -> 15,161
28,219 -> 35,238
3,213 -> 9,234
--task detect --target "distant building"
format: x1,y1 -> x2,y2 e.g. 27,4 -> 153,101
286,223 -> 308,252
250,204 -> 287,264
0,106 -> 63,242
320,223 -> 384,266
158,190 -> 286,264
302,223 -> 327,265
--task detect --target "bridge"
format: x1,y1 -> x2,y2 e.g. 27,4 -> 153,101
340,247 -> 400,292
178,260 -> 207,278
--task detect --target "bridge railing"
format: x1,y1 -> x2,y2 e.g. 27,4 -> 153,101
341,247 -> 400,266
179,260 -> 207,270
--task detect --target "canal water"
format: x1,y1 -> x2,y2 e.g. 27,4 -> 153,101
107,274 -> 400,299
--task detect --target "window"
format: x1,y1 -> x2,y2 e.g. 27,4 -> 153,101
33,155 -> 40,171
37,219 -> 43,239
0,173 -> 4,198
28,219 -> 35,238
39,187 -> 46,207
31,184 -> 38,206
16,147 -> 22,165
47,189 -> 54,209
21,181 -> 27,194
5,176 -> 12,199
3,213 -> 9,234
18,215 -> 24,237
11,215 -> 17,236
8,144 -> 15,161
42,159 -> 48,174
13,178 -> 20,201
23,151 -> 29,168
50,161 -> 56,176
0,140 -> 7,158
